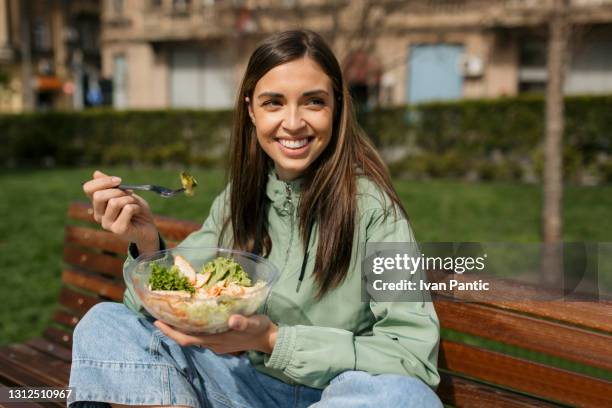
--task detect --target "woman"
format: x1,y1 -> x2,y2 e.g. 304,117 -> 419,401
72,29 -> 442,408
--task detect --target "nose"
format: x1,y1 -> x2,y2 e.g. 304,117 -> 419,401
282,106 -> 306,133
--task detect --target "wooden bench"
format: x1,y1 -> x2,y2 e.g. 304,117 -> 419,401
1,201 -> 611,407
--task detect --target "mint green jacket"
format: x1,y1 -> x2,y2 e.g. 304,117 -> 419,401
123,171 -> 440,390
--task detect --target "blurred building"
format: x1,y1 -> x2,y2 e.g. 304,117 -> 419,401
0,0 -> 103,112
3,0 -> 612,111
99,0 -> 612,110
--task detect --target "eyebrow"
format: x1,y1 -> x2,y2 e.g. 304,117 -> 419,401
257,89 -> 330,99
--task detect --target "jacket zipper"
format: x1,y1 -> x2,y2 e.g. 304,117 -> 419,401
283,182 -> 295,265
262,182 -> 295,315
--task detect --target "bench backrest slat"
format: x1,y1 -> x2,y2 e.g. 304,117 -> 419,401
428,271 -> 612,333
61,270 -> 124,301
68,202 -> 201,242
440,340 -> 612,407
52,309 -> 82,330
63,246 -> 125,280
58,286 -> 102,316
437,373 -> 558,408
435,299 -> 612,371
43,327 -> 73,349
65,226 -> 129,255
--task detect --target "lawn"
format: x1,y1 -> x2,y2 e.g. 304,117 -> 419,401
1,166 -> 611,347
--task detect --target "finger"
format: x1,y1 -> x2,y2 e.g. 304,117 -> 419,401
93,170 -> 108,179
228,315 -> 249,331
92,188 -> 129,223
110,203 -> 140,235
154,321 -> 202,347
130,192 -> 151,211
102,195 -> 138,231
83,175 -> 122,199
229,314 -> 261,332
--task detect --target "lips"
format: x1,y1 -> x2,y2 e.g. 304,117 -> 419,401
278,138 -> 311,149
275,137 -> 314,157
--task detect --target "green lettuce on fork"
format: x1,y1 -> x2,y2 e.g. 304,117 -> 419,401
180,171 -> 198,197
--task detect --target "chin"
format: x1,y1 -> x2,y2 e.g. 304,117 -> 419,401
277,163 -> 310,179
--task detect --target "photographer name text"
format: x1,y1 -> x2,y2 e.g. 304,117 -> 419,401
372,279 -> 490,291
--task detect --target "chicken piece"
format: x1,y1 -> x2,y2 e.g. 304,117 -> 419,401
194,272 -> 211,288
174,255 -> 197,284
223,283 -> 245,296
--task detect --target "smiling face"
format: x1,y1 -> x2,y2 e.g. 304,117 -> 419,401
247,57 -> 335,181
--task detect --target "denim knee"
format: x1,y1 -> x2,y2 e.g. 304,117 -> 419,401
374,374 -> 442,408
75,302 -> 115,337
72,302 -> 153,361
73,303 -> 118,348
75,301 -> 125,327
317,371 -> 442,408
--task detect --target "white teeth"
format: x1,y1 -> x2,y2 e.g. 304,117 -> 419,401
278,138 -> 310,149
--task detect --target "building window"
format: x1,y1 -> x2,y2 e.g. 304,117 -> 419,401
406,44 -> 464,104
518,38 -> 547,94
77,19 -> 100,52
32,18 -> 51,51
113,54 -> 128,108
170,48 -> 234,109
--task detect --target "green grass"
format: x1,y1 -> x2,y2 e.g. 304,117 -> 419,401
1,166 -> 611,351
397,179 -> 612,242
0,166 -> 225,346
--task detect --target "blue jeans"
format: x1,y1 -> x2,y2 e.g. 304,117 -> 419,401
69,302 -> 442,408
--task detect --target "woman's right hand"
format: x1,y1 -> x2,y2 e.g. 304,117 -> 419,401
83,170 -> 160,254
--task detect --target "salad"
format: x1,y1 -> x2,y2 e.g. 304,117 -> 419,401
141,255 -> 267,332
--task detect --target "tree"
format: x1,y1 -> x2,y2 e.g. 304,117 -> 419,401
541,0 -> 571,288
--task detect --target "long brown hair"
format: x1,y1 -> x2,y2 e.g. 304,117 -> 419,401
221,29 -> 407,298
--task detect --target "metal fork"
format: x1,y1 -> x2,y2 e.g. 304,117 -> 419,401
118,184 -> 186,198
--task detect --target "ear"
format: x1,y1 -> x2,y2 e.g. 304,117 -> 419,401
245,97 -> 256,125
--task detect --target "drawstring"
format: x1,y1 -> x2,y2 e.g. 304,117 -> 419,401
296,218 -> 313,293
254,200 -> 314,293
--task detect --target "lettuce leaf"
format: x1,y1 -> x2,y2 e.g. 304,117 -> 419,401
149,262 -> 195,293
200,257 -> 252,288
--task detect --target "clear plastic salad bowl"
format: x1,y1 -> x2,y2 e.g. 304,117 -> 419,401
124,247 -> 280,334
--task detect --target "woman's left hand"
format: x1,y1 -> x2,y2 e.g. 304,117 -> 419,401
154,314 -> 278,355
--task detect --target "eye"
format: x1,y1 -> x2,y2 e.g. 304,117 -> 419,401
307,98 -> 326,106
262,99 -> 282,107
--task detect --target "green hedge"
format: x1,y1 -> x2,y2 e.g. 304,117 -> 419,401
1,109 -> 233,168
362,94 -> 612,184
2,95 -> 611,183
